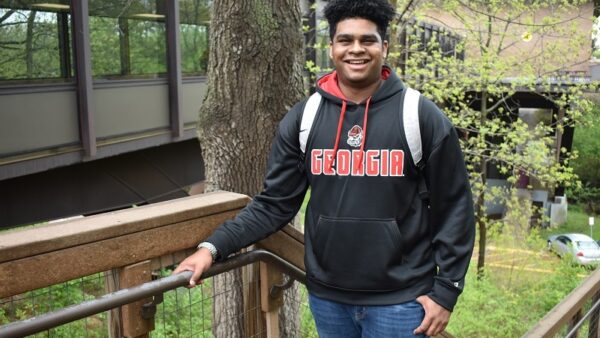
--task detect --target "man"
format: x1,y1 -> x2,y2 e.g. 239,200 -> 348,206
174,0 -> 475,337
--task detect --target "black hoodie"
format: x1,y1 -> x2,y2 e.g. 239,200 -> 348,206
205,66 -> 475,311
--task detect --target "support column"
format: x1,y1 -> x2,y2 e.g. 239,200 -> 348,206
71,0 -> 96,159
165,0 -> 183,138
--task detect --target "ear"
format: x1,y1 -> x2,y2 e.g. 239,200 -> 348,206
383,40 -> 389,59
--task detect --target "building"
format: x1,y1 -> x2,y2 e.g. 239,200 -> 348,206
0,0 -> 210,228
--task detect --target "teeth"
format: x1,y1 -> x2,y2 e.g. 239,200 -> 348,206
348,60 -> 367,64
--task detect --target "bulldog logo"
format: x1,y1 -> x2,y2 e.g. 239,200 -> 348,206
347,125 -> 363,148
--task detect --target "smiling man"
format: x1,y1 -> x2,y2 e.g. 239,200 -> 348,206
174,1 -> 475,337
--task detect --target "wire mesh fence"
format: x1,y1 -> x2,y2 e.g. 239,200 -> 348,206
0,261 -> 318,338
0,272 -> 110,337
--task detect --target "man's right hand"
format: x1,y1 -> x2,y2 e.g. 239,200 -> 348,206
172,247 -> 214,287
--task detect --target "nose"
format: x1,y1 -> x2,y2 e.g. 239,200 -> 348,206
349,40 -> 365,54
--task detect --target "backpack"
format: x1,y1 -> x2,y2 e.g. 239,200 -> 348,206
299,87 -> 424,169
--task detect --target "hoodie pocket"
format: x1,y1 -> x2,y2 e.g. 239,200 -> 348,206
311,216 -> 404,291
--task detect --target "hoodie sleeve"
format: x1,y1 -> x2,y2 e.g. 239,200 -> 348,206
203,102 -> 309,260
420,98 -> 475,311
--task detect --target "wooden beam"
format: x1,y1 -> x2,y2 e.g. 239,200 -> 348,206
120,260 -> 153,338
0,191 -> 249,264
0,210 -> 239,298
260,261 -> 283,338
257,225 -> 305,271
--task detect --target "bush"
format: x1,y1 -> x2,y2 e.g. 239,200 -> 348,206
572,104 -> 600,186
569,184 -> 600,216
447,260 -> 587,338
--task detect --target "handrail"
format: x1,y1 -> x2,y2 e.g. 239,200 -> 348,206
0,250 -> 306,338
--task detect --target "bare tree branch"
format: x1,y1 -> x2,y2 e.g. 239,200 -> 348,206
0,9 -> 16,24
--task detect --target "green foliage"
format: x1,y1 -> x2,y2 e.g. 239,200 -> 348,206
571,104 -> 600,184
0,274 -> 108,337
152,269 -> 214,337
0,270 -> 214,337
299,286 -> 317,338
570,184 -> 600,216
397,0 -> 593,270
568,104 -> 600,214
448,259 -> 587,338
0,9 -> 64,80
0,1 -> 210,81
540,203 -> 600,239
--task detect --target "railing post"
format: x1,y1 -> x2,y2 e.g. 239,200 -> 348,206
119,260 -> 154,338
589,291 -> 600,338
260,261 -> 284,338
105,269 -> 123,338
569,309 -> 584,338
243,259 -> 264,338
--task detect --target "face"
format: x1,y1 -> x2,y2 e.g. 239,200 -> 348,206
329,18 -> 388,90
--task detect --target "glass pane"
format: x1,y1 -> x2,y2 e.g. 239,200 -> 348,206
179,0 -> 210,76
89,0 -> 167,78
0,0 -> 73,82
89,16 -> 121,76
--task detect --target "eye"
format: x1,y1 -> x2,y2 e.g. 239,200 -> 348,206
362,39 -> 377,45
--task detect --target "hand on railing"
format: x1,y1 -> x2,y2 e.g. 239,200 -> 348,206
172,247 -> 214,287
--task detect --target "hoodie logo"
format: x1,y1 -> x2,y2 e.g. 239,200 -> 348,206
347,125 -> 363,148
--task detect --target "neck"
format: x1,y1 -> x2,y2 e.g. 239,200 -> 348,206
338,79 -> 382,104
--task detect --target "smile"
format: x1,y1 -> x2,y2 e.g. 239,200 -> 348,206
345,60 -> 369,64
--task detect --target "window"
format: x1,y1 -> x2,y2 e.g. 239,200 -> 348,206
0,0 -> 73,82
89,0 -> 167,78
179,0 -> 210,76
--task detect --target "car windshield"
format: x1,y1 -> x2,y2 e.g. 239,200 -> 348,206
576,241 -> 599,250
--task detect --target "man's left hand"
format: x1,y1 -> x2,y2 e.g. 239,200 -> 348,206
413,295 -> 451,337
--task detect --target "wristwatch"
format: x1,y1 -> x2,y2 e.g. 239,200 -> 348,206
197,242 -> 218,262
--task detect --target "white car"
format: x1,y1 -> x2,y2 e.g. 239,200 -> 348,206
548,233 -> 600,265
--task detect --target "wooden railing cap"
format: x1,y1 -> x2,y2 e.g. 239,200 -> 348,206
0,191 -> 249,263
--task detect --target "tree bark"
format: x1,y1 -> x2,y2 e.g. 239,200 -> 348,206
197,0 -> 304,337
25,10 -> 37,78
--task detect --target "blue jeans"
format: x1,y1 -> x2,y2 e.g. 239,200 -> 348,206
308,293 -> 428,338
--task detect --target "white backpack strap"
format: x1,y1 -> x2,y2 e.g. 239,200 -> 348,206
299,92 -> 322,153
403,87 -> 423,168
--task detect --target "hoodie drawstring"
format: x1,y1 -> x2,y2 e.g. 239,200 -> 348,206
327,97 -> 372,171
327,100 -> 347,171
358,97 -> 372,169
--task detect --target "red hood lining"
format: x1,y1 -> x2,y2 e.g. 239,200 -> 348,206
317,67 -> 391,101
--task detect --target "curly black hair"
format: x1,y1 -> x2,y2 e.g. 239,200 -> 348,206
324,0 -> 396,40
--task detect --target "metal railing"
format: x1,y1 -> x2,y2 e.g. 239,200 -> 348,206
0,250 -> 306,338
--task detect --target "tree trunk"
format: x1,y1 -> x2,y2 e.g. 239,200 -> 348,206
25,10 -> 37,77
197,0 -> 304,337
